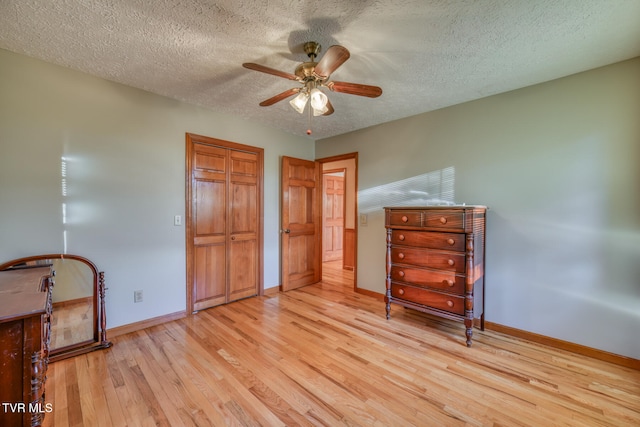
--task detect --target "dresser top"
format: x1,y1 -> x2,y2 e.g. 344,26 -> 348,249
0,267 -> 50,322
384,205 -> 487,210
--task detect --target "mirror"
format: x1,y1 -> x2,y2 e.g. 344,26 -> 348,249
0,254 -> 112,361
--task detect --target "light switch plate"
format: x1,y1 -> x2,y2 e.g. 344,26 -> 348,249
174,215 -> 182,226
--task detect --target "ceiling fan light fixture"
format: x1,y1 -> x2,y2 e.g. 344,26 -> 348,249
244,41 -> 383,131
312,104 -> 329,116
289,91 -> 309,114
309,88 -> 328,110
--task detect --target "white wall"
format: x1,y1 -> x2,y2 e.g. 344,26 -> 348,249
0,49 -> 313,329
316,58 -> 640,359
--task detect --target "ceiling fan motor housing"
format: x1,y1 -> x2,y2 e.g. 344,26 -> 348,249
295,62 -> 320,80
296,42 -> 324,81
303,42 -> 321,60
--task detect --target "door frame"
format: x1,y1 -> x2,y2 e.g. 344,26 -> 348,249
316,152 -> 358,290
321,168 -> 346,263
185,132 -> 264,315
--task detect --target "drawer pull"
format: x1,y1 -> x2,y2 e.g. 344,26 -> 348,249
398,253 -> 405,260
398,288 -> 405,295
439,217 -> 447,224
443,279 -> 454,287
447,238 -> 455,245
398,270 -> 405,277
401,215 -> 409,223
398,234 -> 405,241
447,300 -> 454,308
447,259 -> 455,266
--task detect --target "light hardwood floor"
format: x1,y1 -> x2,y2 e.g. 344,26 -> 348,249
43,262 -> 639,426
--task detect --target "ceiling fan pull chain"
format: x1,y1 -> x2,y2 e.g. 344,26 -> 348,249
306,101 -> 313,135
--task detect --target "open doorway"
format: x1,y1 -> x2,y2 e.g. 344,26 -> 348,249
317,153 -> 357,289
322,169 -> 345,263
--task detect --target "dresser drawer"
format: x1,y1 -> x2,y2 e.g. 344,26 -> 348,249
391,284 -> 465,315
391,230 -> 465,252
387,210 -> 421,227
423,210 -> 465,230
390,266 -> 464,293
391,247 -> 466,273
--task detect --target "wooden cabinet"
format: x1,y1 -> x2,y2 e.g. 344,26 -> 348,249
0,267 -> 52,427
188,135 -> 263,312
385,206 -> 486,346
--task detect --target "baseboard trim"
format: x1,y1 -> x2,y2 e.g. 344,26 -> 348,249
108,311 -> 187,338
355,287 -> 384,300
485,321 -> 639,371
53,295 -> 93,309
360,288 -> 638,370
264,286 -> 280,296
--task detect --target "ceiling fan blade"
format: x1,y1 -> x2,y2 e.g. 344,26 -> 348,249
243,63 -> 299,81
259,88 -> 300,106
322,99 -> 334,116
314,45 -> 350,78
326,81 -> 382,98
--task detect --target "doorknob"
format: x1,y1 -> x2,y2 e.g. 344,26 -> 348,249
282,229 -> 291,233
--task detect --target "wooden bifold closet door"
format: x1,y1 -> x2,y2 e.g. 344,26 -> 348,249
186,133 -> 263,313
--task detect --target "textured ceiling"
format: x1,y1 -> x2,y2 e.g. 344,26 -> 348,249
1,1 -> 639,140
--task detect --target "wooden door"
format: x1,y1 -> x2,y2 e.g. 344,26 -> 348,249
228,149 -> 259,301
186,133 -> 263,314
192,143 -> 227,311
281,156 -> 321,291
322,173 -> 344,262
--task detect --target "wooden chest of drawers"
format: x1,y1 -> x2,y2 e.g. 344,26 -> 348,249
385,206 -> 486,346
0,267 -> 53,427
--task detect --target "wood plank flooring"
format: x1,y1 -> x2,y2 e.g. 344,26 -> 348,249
43,262 -> 640,426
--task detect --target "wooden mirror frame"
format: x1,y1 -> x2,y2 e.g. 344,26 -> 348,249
0,254 -> 112,362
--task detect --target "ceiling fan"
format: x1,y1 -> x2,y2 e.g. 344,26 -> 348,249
243,42 -> 382,119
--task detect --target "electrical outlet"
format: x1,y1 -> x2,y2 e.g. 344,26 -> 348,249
134,290 -> 143,303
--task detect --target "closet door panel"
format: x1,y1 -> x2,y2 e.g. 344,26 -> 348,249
187,134 -> 263,313
228,150 -> 259,301
192,143 -> 228,311
228,238 -> 258,301
230,182 -> 257,233
195,180 -> 226,236
193,244 -> 226,310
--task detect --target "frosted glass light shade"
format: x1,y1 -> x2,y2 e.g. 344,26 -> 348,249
312,104 -> 329,116
289,92 -> 309,114
309,88 -> 328,110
